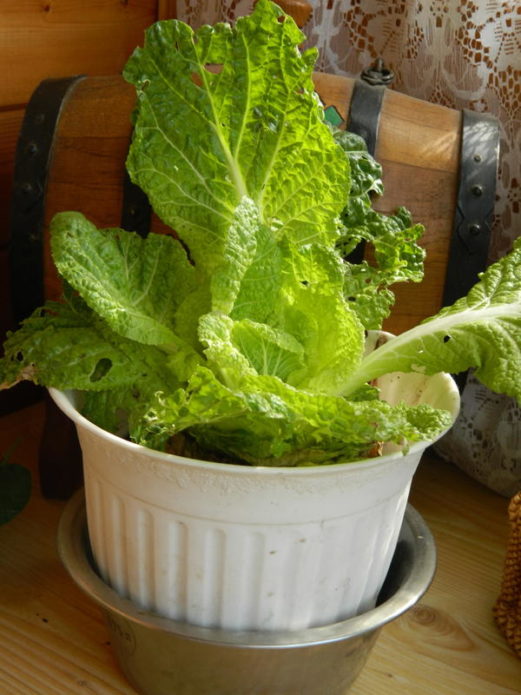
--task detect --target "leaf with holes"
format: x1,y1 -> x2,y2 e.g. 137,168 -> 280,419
341,236 -> 521,400
0,298 -> 180,395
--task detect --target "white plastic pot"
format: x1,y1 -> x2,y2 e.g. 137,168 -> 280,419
50,367 -> 459,632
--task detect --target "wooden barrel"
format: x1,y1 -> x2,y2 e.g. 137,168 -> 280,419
10,72 -> 498,335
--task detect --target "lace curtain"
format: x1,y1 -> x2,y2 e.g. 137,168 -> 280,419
175,0 -> 521,495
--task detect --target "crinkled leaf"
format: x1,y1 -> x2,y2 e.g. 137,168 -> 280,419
201,240 -> 365,396
341,237 -> 521,399
135,366 -> 452,464
51,211 -> 197,346
82,386 -> 162,437
231,320 -> 305,381
4,1 -> 519,467
0,299 -> 179,397
276,242 -> 365,393
174,284 -> 211,350
343,262 -> 396,329
230,221 -> 283,324
340,211 -> 425,330
198,312 -> 258,387
210,197 -> 260,314
199,311 -> 305,384
333,129 -> 383,202
81,387 -> 135,435
332,126 -> 425,330
124,0 -> 349,275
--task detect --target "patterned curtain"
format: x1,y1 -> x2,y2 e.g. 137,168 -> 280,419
176,0 -> 520,262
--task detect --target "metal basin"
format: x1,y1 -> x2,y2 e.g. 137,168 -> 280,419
58,491 -> 436,695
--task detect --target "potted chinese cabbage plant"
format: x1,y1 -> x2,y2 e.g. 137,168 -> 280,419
1,0 -> 520,631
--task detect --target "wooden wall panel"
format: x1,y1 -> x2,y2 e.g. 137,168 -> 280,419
158,0 -> 178,19
0,1 -> 158,108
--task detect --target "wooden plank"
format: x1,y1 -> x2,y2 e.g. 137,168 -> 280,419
312,74 -> 461,174
376,161 -> 458,334
0,0 -> 158,109
377,89 -> 461,173
157,0 -> 177,19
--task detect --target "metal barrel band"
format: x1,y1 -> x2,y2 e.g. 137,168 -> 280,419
443,108 -> 500,307
10,75 -> 85,325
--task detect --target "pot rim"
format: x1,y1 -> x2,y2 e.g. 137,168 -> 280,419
49,371 -> 459,478
58,490 -> 436,649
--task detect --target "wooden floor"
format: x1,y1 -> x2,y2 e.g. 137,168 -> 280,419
0,401 -> 519,694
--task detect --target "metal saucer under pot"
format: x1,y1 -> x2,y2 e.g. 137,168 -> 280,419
58,491 -> 436,695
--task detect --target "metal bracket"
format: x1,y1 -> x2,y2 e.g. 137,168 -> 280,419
10,75 -> 85,325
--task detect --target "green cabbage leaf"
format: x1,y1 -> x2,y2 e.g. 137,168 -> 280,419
2,0 -> 520,466
123,0 -> 349,269
340,237 -> 521,401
